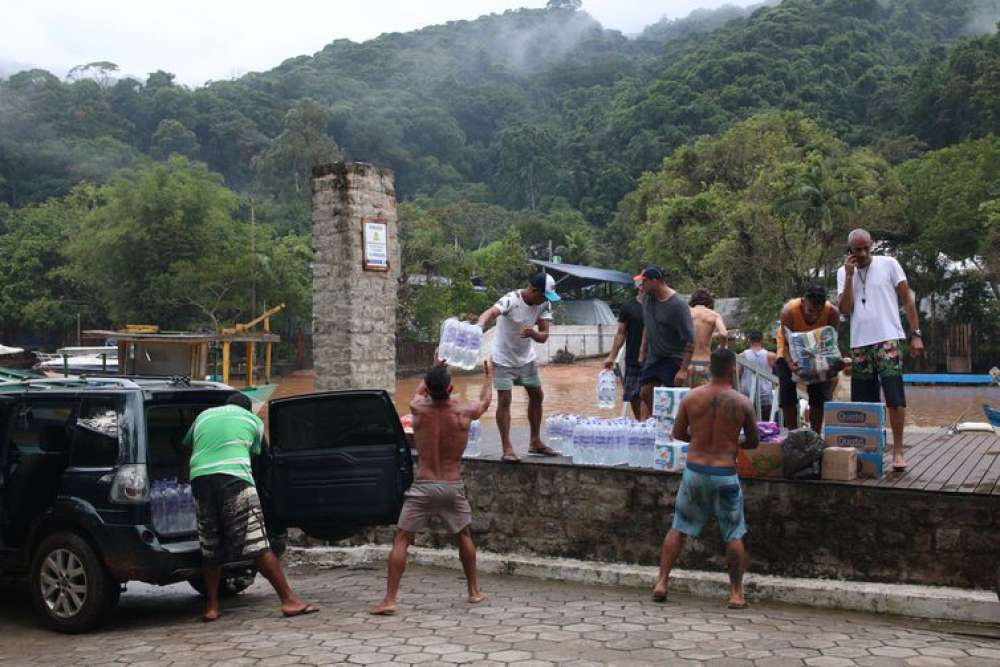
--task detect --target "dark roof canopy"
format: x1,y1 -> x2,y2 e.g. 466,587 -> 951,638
529,259 -> 634,291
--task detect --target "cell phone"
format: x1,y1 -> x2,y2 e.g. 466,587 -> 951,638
846,247 -> 855,255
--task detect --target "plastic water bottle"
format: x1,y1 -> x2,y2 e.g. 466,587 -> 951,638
465,420 -> 481,458
467,324 -> 483,369
597,370 -> 616,409
439,318 -> 459,363
162,480 -> 177,533
593,420 -> 607,465
561,415 -> 576,460
150,480 -> 162,530
451,323 -> 470,369
181,483 -> 195,532
577,420 -> 592,465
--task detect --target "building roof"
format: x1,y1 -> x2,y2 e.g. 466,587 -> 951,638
84,330 -> 280,344
529,259 -> 634,291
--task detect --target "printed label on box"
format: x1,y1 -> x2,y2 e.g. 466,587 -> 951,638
824,426 -> 887,452
653,441 -> 688,472
823,402 -> 886,429
652,387 -> 689,418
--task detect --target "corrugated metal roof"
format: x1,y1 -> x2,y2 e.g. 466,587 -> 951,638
529,259 -> 634,290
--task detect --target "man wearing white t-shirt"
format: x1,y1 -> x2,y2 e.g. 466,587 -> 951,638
836,229 -> 924,471
477,272 -> 559,463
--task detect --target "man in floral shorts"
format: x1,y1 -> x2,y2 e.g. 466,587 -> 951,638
837,229 -> 924,471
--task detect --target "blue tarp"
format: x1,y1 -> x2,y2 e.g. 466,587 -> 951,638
903,374 -> 994,385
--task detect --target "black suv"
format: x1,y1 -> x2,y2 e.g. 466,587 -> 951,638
0,376 -> 413,632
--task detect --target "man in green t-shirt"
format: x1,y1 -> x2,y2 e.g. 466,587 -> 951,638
183,393 -> 317,622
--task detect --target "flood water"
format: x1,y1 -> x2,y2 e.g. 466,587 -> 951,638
393,358 -> 999,428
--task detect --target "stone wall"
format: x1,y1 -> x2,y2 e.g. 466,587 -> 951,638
311,162 -> 399,394
341,460 -> 1000,590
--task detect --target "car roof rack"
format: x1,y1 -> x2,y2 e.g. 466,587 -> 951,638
0,375 -> 232,392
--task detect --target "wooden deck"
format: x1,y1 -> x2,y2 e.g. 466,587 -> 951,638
855,430 -> 1000,495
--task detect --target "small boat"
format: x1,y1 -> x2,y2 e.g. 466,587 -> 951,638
984,404 -> 1000,430
35,346 -> 119,375
0,344 -> 36,369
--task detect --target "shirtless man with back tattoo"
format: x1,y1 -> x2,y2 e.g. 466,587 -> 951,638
653,348 -> 759,609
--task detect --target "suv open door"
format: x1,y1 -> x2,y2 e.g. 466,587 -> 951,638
264,390 -> 413,541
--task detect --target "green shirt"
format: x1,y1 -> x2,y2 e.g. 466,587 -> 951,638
183,404 -> 264,486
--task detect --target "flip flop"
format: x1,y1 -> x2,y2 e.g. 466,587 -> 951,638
201,614 -> 220,623
501,453 -> 521,464
651,592 -> 667,603
728,600 -> 750,610
528,445 -> 559,457
283,604 -> 320,618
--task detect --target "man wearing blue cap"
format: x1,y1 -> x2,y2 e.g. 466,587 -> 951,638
477,272 -> 560,463
636,266 -> 695,420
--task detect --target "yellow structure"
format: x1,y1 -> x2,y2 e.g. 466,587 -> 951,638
219,304 -> 285,385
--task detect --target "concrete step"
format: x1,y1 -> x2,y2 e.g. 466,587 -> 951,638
287,545 -> 1000,626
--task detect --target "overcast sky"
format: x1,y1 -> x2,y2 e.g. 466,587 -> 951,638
2,0 -> 759,86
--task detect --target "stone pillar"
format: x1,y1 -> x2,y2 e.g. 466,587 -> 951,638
311,162 -> 399,394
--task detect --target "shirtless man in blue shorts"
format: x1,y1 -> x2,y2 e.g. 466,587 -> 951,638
653,348 -> 760,609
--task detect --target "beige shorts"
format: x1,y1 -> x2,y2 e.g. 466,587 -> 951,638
397,481 -> 472,534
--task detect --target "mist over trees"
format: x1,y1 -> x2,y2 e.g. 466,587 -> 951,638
1,0 -> 999,365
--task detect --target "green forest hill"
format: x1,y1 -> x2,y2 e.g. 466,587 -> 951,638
1,0 -> 999,365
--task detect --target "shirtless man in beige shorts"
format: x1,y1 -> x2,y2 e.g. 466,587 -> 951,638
688,288 -> 728,387
370,357 -> 493,615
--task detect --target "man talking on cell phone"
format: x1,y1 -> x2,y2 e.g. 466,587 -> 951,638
836,229 -> 924,471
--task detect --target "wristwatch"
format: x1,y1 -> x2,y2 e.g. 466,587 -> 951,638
911,329 -> 923,339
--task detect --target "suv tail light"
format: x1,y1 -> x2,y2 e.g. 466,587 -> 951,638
110,464 -> 150,504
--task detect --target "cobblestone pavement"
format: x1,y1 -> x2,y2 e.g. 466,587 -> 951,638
1,563 -> 998,666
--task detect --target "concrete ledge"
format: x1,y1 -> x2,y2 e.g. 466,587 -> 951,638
286,545 -> 1000,625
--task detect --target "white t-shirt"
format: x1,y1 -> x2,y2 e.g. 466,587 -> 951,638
836,255 -> 907,348
490,290 -> 553,367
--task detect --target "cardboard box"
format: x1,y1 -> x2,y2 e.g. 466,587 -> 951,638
857,451 -> 884,479
824,426 -> 887,452
652,387 -> 689,418
824,402 -> 886,429
821,447 -> 857,481
653,441 -> 688,472
655,416 -> 676,442
736,441 -> 784,478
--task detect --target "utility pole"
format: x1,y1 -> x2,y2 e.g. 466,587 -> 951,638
250,199 -> 256,317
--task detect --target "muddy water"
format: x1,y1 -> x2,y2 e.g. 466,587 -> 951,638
271,361 -> 998,428
395,358 -> 999,428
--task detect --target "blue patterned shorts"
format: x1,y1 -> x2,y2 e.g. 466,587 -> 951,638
672,463 -> 747,542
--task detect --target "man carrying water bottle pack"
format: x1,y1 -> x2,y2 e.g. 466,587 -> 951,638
477,272 -> 560,463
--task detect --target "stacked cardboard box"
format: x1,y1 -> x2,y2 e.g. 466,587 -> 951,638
821,447 -> 857,481
823,402 -> 887,479
652,387 -> 688,419
653,441 -> 688,472
736,441 -> 784,478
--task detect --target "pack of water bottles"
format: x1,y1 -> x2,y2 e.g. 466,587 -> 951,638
150,478 -> 197,535
464,419 -> 481,458
596,369 -> 617,409
544,414 -> 659,468
438,318 -> 484,370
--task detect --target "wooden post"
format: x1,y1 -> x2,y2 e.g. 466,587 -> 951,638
222,341 -> 231,385
247,341 -> 255,386
264,317 -> 272,384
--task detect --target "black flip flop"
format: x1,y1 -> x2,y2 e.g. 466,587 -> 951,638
283,604 -> 320,618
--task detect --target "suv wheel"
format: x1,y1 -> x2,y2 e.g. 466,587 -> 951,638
188,572 -> 256,598
31,532 -> 119,633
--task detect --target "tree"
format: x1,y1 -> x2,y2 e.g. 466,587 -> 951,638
70,157 -> 241,328
495,125 -> 557,211
150,119 -> 200,160
253,98 -> 341,197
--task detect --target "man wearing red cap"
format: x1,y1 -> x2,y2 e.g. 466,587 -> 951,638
635,267 -> 695,420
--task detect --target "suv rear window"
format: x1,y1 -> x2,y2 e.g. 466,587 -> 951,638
71,398 -> 122,467
145,403 -> 222,479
